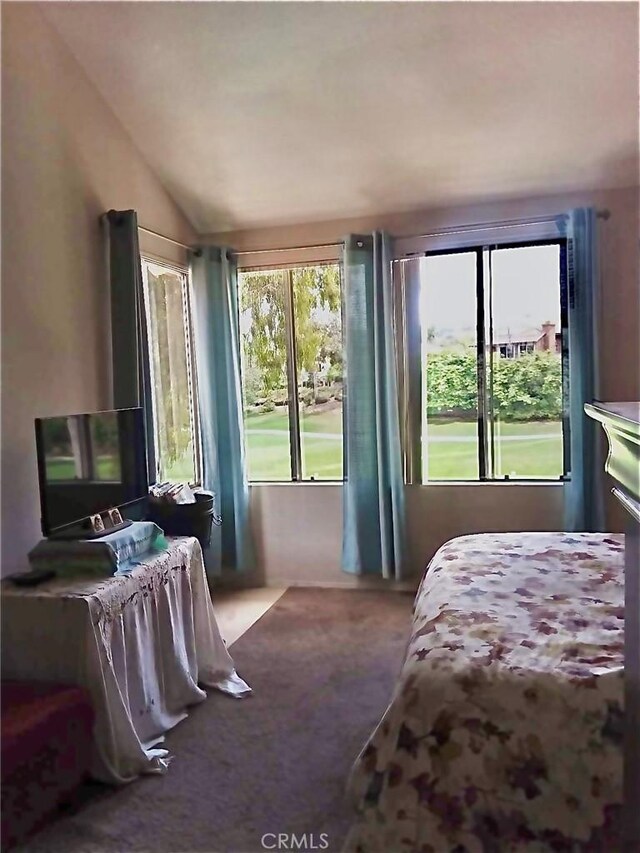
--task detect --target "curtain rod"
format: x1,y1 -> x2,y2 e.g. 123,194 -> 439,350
135,208 -> 610,256
137,225 -> 191,250
401,209 -> 610,243
135,226 -> 342,256
229,209 -> 610,256
235,241 -> 343,256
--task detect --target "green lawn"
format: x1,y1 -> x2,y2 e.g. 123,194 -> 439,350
163,453 -> 197,483
244,409 -> 563,481
425,418 -> 563,480
245,408 -> 343,481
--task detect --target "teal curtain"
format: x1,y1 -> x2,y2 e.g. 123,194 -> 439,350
559,208 -> 605,532
342,233 -> 406,578
190,246 -> 255,574
106,210 -> 156,484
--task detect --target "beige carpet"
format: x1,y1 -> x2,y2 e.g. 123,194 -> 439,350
19,588 -> 413,853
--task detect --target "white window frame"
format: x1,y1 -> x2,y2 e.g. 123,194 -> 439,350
237,258 -> 343,484
141,256 -> 202,486
393,236 -> 570,485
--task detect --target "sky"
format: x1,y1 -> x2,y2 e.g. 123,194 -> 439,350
418,244 -> 561,341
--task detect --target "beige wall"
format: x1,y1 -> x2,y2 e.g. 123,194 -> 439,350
247,483 -> 564,589
211,185 -> 639,588
1,5 -> 197,573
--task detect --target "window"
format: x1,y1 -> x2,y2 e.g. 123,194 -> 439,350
238,264 -> 343,482
398,241 -> 568,482
141,260 -> 200,484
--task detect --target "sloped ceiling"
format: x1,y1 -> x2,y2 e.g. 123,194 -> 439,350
43,2 -> 638,234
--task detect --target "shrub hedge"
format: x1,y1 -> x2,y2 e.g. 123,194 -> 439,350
426,351 -> 562,421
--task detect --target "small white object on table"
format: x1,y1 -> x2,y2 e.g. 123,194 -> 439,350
1,536 -> 250,784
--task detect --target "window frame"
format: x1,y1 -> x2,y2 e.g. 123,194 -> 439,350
140,256 -> 202,487
398,237 -> 569,485
238,260 -> 344,484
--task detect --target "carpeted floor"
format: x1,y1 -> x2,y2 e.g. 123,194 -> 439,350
19,588 -> 413,853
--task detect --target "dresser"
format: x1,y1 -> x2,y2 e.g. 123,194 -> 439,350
585,402 -> 640,848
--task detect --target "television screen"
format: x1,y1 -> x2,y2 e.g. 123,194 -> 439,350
35,408 -> 149,536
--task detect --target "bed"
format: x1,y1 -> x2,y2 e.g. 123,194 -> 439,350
344,532 -> 624,853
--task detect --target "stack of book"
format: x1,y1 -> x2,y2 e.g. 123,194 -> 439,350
149,482 -> 197,505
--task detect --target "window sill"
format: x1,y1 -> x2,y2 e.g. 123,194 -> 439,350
248,480 -> 565,487
412,480 -> 566,487
248,480 -> 344,486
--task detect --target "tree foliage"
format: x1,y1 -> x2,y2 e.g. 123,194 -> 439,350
239,270 -> 288,393
240,266 -> 342,401
293,266 -> 340,374
147,272 -> 193,473
239,266 -> 561,422
426,351 -> 562,421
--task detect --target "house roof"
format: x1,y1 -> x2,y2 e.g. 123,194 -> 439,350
493,328 -> 544,346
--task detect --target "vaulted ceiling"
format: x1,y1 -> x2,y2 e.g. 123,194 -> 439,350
43,2 -> 638,234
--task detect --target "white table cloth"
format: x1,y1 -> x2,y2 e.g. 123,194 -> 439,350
1,537 -> 250,784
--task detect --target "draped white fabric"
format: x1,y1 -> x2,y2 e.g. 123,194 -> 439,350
1,538 -> 250,784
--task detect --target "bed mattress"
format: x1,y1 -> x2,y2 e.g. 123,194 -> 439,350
344,532 -> 624,852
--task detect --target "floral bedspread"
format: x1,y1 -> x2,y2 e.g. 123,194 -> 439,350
344,533 -> 624,853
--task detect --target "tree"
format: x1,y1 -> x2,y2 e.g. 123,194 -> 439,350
425,326 -> 437,344
239,270 -> 288,394
147,270 -> 193,473
240,266 -> 342,403
318,317 -> 343,383
241,364 -> 264,407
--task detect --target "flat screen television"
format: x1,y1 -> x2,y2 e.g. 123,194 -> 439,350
35,407 -> 149,537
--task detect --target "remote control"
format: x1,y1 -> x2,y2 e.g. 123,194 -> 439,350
8,569 -> 57,587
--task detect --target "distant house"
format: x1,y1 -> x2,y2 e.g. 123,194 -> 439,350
493,322 -> 561,359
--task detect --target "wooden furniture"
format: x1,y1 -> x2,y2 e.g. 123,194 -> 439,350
585,401 -> 640,849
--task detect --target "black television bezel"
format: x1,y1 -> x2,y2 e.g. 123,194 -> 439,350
35,406 -> 149,537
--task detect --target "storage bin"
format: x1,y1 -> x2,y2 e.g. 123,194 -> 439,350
148,490 -> 216,549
